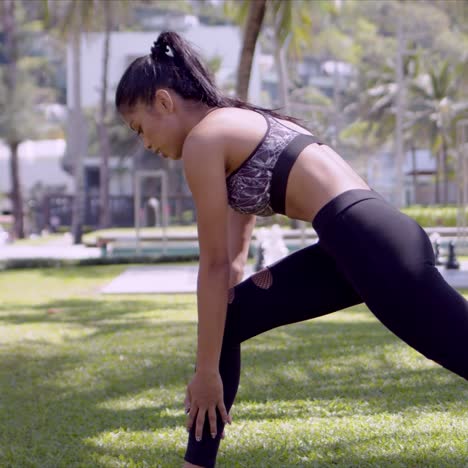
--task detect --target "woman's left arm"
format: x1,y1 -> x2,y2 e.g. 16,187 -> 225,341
182,131 -> 231,440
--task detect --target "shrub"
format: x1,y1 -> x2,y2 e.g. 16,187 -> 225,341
0,254 -> 200,271
402,205 -> 468,227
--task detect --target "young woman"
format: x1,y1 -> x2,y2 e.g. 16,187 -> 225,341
115,31 -> 468,468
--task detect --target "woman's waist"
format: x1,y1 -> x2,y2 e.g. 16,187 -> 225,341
285,174 -> 372,222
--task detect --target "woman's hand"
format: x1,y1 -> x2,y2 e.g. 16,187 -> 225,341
185,369 -> 229,441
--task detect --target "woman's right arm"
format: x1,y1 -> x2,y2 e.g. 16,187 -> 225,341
182,131 -> 231,440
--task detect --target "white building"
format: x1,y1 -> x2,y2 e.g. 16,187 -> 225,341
0,139 -> 73,212
2,24 -> 262,214
67,25 -> 262,109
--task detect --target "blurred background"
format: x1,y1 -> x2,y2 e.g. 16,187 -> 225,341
0,0 -> 467,251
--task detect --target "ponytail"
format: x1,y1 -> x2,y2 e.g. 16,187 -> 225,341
115,31 -> 300,124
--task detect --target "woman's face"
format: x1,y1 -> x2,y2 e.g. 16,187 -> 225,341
122,90 -> 185,160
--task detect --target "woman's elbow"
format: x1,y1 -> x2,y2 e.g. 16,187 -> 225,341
229,263 -> 245,287
200,258 -> 230,272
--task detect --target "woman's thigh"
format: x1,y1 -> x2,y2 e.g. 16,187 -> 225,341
225,242 -> 363,344
320,197 -> 468,378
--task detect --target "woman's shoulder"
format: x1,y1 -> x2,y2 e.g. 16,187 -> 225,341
188,107 -> 266,145
200,106 -> 312,137
199,107 -> 271,136
183,107 -> 268,174
201,106 -> 263,128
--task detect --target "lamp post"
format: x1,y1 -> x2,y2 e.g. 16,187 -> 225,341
394,16 -> 429,208
134,170 -> 168,257
456,119 -> 468,256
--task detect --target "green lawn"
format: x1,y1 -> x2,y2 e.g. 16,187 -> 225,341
0,267 -> 467,468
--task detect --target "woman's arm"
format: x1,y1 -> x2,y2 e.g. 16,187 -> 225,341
183,131 -> 231,439
228,208 -> 256,287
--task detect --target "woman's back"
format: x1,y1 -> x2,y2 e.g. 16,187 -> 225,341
195,106 -> 370,222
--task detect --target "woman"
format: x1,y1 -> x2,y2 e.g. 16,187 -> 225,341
115,31 -> 468,468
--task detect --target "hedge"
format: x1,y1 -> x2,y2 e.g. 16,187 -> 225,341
0,254 -> 199,271
402,205 -> 468,227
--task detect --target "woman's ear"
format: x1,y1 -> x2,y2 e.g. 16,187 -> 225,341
154,89 -> 174,115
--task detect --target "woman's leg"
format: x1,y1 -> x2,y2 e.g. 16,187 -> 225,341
316,194 -> 468,380
184,242 -> 363,467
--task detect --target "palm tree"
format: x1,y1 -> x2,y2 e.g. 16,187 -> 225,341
228,0 -> 320,105
97,0 -> 113,229
43,0 -> 97,243
69,12 -> 86,244
43,0 -> 129,239
0,0 -> 48,239
0,0 -> 24,239
268,0 -> 317,112
1,0 -> 66,239
409,60 -> 468,203
347,50 -> 421,201
234,0 -> 267,101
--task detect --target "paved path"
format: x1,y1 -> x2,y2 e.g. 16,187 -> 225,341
0,233 -> 101,259
1,236 -> 467,293
100,265 -> 255,294
0,244 -> 101,260
100,262 -> 468,294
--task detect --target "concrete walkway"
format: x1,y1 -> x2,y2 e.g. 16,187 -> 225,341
1,234 -> 468,293
0,244 -> 101,260
100,265 -> 255,294
100,262 -> 468,294
0,233 -> 101,260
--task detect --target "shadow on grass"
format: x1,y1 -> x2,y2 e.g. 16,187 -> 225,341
36,265 -> 127,279
1,305 -> 467,467
0,297 -> 194,325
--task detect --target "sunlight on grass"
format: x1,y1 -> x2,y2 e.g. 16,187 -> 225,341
0,322 -> 97,344
0,267 -> 467,467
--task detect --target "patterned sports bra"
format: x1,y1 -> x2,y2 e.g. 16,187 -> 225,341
226,111 -> 323,217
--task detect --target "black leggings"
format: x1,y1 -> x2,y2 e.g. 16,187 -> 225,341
184,189 -> 468,467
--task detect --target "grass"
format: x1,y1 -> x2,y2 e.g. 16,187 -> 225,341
0,266 -> 467,468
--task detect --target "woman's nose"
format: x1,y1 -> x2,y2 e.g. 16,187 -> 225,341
143,137 -> 152,151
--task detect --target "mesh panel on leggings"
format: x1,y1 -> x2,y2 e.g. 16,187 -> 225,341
251,268 -> 273,289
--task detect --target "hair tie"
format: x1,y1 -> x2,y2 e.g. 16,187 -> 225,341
150,41 -> 174,61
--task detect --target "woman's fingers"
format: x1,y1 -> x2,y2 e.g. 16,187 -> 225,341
195,407 -> 207,441
218,401 -> 230,425
221,413 -> 232,439
184,390 -> 191,414
208,406 -> 217,438
188,407 -> 232,441
186,405 -> 197,433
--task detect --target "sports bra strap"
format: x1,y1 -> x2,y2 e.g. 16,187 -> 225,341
270,134 -> 323,215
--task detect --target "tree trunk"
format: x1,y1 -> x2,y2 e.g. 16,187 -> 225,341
411,145 -> 418,204
442,138 -> 449,204
2,0 -> 24,239
274,33 -> 291,113
71,21 -> 85,244
235,0 -> 267,101
9,141 -> 24,239
435,149 -> 441,204
98,1 -> 112,228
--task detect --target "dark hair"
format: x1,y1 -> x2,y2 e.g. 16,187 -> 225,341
115,31 -> 300,124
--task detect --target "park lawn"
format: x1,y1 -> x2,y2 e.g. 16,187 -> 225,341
0,267 -> 467,468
